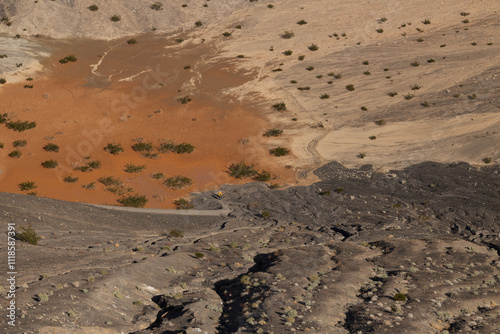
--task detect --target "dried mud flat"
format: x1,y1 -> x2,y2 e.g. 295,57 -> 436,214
0,161 -> 499,333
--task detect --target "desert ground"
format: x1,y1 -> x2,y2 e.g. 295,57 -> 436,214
0,0 -> 499,333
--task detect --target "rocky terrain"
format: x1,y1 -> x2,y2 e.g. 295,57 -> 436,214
1,161 -> 499,333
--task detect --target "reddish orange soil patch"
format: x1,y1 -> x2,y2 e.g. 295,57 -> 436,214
0,34 -> 295,208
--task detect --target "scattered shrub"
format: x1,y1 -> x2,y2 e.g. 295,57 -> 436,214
422,19 -> 431,25
222,32 -> 232,37
411,61 -> 420,67
254,170 -> 271,181
150,2 -> 164,10
19,181 -> 37,191
263,128 -> 283,137
394,293 -> 407,301
8,150 -> 22,158
63,176 -> 79,183
346,84 -> 355,91
88,4 -> 99,11
320,94 -> 330,99
281,31 -> 295,39
460,12 -> 470,16
169,229 -> 184,237
387,91 -> 398,97
272,102 -> 287,111
404,93 -> 414,100
283,50 -> 293,56
306,66 -> 314,71
421,101 -> 430,107
16,224 -> 40,245
411,84 -> 421,90
127,39 -> 137,45
0,113 -> 8,124
375,120 -> 387,126
82,182 -> 96,190
178,96 -> 192,104
357,153 -> 366,159
369,136 -> 377,140
297,86 -> 310,91
132,141 -> 153,152
297,20 -> 307,25
110,15 -> 121,22
173,199 -> 194,210
482,157 -> 492,164
41,159 -> 58,168
462,19 -> 469,24
298,55 -> 305,61
362,60 -> 369,65
6,120 -> 37,132
117,194 -> 148,208
124,164 -> 145,173
195,20 -> 202,27
194,252 -> 205,259
376,28 -> 384,33
175,38 -> 184,43
269,147 -> 289,156
13,140 -> 27,148
104,142 -> 124,155
164,176 -> 192,189
151,172 -> 164,179
0,78 -> 6,84
363,71 -> 371,75
228,161 -> 257,178
308,44 -> 319,51
59,55 -> 77,64
361,106 -> 368,111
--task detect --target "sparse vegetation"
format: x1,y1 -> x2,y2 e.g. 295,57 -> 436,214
482,157 -> 492,164
369,136 -> 377,140
222,32 -> 232,37
87,4 -> 99,11
346,84 -> 355,91
43,143 -> 59,152
13,140 -> 27,148
394,293 -> 407,301
254,170 -> 271,182
263,128 -> 283,137
404,93 -> 415,100
228,161 -> 257,178
273,102 -> 287,111
0,78 -> 6,84
16,224 -> 40,245
387,91 -> 398,97
270,147 -> 290,157
411,61 -> 420,67
297,20 -> 307,25
150,2 -> 164,10
320,94 -> 330,99
127,39 -> 137,45
41,159 -> 58,169
298,55 -> 305,61
110,15 -> 121,22
308,44 -> 319,51
297,86 -> 310,91
283,50 -> 293,56
362,60 -> 369,65
104,143 -> 124,155
124,164 -> 146,173
195,21 -> 202,27
117,194 -> 148,208
306,66 -> 314,71
178,96 -> 192,104
375,120 -> 387,126
59,55 -> 77,64
173,198 -> 194,210
19,181 -> 37,191
6,120 -> 37,132
163,176 -> 192,189
169,229 -> 184,237
131,141 -> 154,152
281,31 -> 295,39
8,150 -> 22,158
63,176 -> 79,183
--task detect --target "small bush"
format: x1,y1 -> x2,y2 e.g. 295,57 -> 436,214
422,19 -> 431,25
118,194 -> 148,208
320,94 -> 330,99
59,55 -> 77,64
270,147 -> 289,157
169,229 -> 185,237
394,293 -> 407,301
376,29 -> 384,33
222,32 -> 232,37
6,120 -> 37,132
127,39 -> 137,45
124,164 -> 145,173
261,211 -> 271,219
283,50 -> 293,56
151,172 -> 164,180
88,4 -> 99,11
41,159 -> 58,169
263,128 -> 283,137
150,2 -> 164,10
228,161 -> 257,178
361,106 -> 368,111
13,140 -> 27,148
63,176 -> 79,183
254,170 -> 271,182
24,84 -> 33,89
110,15 -> 121,22
369,136 -> 377,140
194,252 -> 205,259
290,80 -> 297,84
404,93 -> 414,100
308,44 -> 319,51
19,181 -> 37,191
281,31 -> 295,39
104,142 -> 124,155
273,102 -> 287,111
346,84 -> 355,91
42,143 -> 58,153
482,157 -> 492,164
87,160 -> 101,169
173,198 -> 194,210
357,153 -> 366,159
16,224 -> 40,245
82,182 -> 96,190
297,86 -> 310,91
195,20 -> 202,27
460,12 -> 470,16
411,61 -> 420,67
132,141 -> 153,152
421,101 -> 430,107
8,150 -> 22,158
174,143 -> 195,154
297,20 -> 307,25
362,60 -> 369,65
0,78 -> 6,84
411,84 -> 421,90
178,96 -> 192,104
298,55 -> 305,61
98,176 -> 121,186
164,176 -> 192,189
387,91 -> 398,97
175,38 -> 184,43
305,66 -> 314,71
0,113 -> 8,124
375,120 -> 386,126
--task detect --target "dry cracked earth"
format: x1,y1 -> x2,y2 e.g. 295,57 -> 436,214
1,161 -> 499,333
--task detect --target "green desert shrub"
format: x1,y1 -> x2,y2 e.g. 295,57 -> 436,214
124,164 -> 145,173
16,224 -> 40,245
59,55 -> 77,64
150,2 -> 164,10
173,143 -> 195,154
169,229 -> 185,237
117,194 -> 148,208
110,15 -> 121,22
163,176 -> 192,189
228,161 -> 257,178
270,147 -> 290,157
346,84 -> 355,91
306,66 -> 314,71
222,32 -> 232,37
13,140 -> 27,148
0,113 -> 8,124
63,176 -> 79,183
132,141 -> 154,152
283,50 -> 293,56
263,128 -> 283,137
281,31 -> 295,39
387,91 -> 398,97
394,293 -> 407,301
8,150 -> 22,158
88,4 -> 99,11
41,159 -> 58,168
104,142 -> 124,155
308,44 -> 319,51
178,96 -> 192,104
127,39 -> 137,45
195,20 -> 202,27
253,170 -> 271,181
272,102 -> 286,111
320,94 -> 330,99
0,78 -> 6,84
18,181 -> 37,191
6,120 -> 36,132
151,172 -> 164,179
297,20 -> 307,25
375,119 -> 387,126
43,143 -> 59,152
